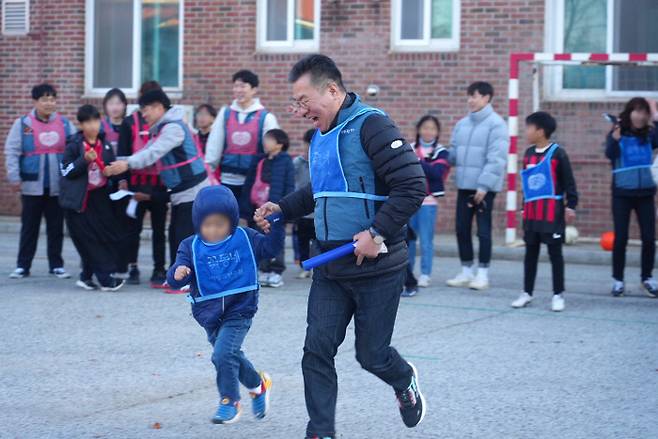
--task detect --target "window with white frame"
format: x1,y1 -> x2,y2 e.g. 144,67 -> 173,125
546,0 -> 658,99
85,0 -> 183,96
257,0 -> 320,53
391,0 -> 460,52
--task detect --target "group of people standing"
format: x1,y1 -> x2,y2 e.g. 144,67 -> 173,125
403,83 -> 658,309
3,70 -> 317,292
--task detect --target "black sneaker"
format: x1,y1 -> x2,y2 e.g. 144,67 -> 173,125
642,278 -> 658,298
127,266 -> 140,285
150,269 -> 166,287
395,362 -> 426,428
101,277 -> 125,292
611,281 -> 625,297
76,279 -> 99,290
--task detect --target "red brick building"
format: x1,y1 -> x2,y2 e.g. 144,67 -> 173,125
1,0 -> 656,238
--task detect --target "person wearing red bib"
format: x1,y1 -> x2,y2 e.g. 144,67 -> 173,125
116,81 -> 170,287
59,105 -> 124,292
205,70 -> 279,201
101,88 -> 127,155
4,83 -> 76,279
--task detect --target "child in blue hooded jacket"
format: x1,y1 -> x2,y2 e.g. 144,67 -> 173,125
166,184 -> 285,424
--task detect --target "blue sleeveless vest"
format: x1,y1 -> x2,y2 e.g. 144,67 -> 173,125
521,144 -> 563,202
156,120 -> 207,190
309,96 -> 388,241
188,227 -> 258,304
612,135 -> 655,190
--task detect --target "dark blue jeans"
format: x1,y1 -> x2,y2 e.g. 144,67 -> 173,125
205,317 -> 261,402
302,268 -> 413,437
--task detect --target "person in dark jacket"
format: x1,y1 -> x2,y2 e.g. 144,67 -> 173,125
115,81 -> 169,287
292,128 -> 316,279
605,97 -> 658,298
166,185 -> 284,424
59,105 -> 125,292
405,115 -> 450,293
254,55 -> 427,438
241,128 -> 294,287
195,103 -> 217,154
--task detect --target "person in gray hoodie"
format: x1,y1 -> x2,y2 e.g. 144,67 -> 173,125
446,81 -> 509,291
4,83 -> 76,279
104,90 -> 210,279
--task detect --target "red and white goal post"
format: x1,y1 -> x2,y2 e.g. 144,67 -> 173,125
505,52 -> 658,245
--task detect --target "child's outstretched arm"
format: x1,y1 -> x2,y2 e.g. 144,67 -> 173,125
249,219 -> 286,262
166,238 -> 195,289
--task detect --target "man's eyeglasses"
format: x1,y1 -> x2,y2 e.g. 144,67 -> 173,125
289,97 -> 311,112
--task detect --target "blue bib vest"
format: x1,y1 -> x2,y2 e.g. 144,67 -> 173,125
309,97 -> 388,241
521,144 -> 563,202
612,135 -> 655,190
20,114 -> 70,181
221,109 -> 268,176
155,120 -> 207,190
188,227 -> 258,304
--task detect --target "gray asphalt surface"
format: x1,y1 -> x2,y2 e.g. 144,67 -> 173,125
1,233 -> 657,439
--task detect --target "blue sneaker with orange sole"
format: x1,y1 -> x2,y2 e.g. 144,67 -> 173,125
250,372 -> 272,419
212,397 -> 241,424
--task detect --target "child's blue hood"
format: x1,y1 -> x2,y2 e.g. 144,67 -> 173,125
192,185 -> 240,233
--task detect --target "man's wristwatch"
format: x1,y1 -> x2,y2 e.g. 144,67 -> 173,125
368,227 -> 385,245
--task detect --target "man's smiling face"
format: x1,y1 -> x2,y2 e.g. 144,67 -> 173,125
291,74 -> 342,133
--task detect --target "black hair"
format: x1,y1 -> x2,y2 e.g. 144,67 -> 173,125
76,104 -> 101,123
303,128 -> 315,144
32,83 -> 57,100
102,88 -> 128,118
525,111 -> 557,139
196,103 -> 218,118
288,54 -> 346,91
232,70 -> 259,88
467,81 -> 494,100
618,97 -> 652,136
138,89 -> 172,110
415,115 -> 441,147
139,80 -> 162,97
264,128 -> 290,151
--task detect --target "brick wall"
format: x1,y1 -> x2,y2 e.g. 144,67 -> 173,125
0,0 -> 649,239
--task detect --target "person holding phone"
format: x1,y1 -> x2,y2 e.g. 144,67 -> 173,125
606,97 -> 658,298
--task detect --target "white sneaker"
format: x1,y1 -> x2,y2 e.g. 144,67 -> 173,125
267,273 -> 284,288
417,274 -> 431,288
551,294 -> 565,312
50,267 -> 71,279
259,272 -> 271,286
297,269 -> 312,279
511,292 -> 533,308
468,271 -> 489,290
9,268 -> 27,279
446,271 -> 474,287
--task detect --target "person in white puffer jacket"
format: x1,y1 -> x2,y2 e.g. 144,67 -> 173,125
446,81 -> 509,291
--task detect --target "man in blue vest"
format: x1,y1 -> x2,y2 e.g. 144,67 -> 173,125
4,83 -> 76,279
105,90 -> 210,277
255,55 -> 427,438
